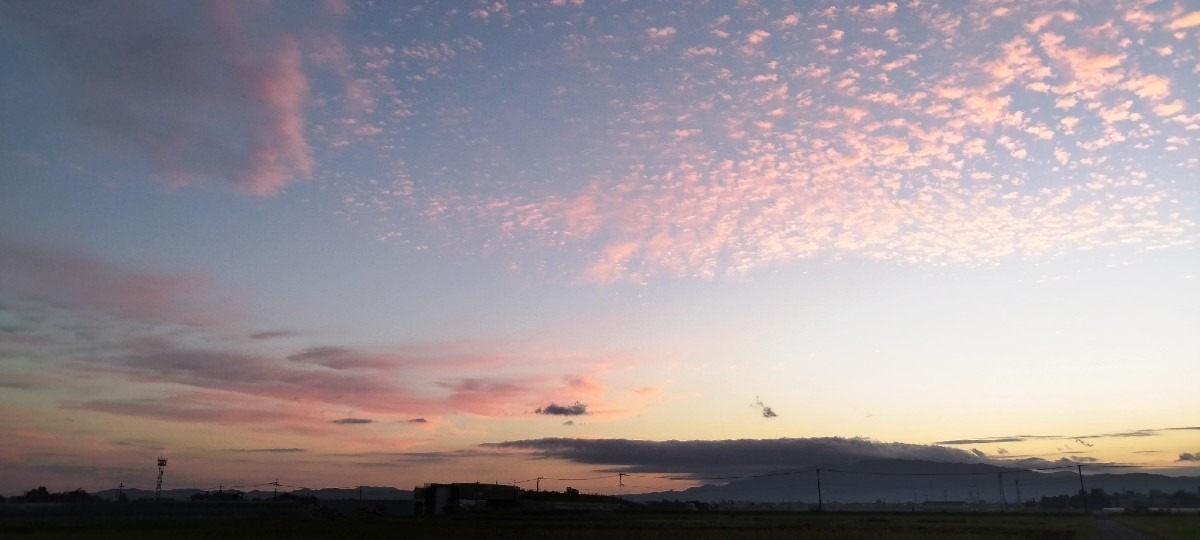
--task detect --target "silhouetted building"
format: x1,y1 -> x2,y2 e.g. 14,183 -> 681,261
414,483 -> 519,514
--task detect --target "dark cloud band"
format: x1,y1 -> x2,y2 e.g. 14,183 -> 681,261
332,417 -> 372,425
483,437 -> 987,477
535,402 -> 588,416
935,426 -> 1200,446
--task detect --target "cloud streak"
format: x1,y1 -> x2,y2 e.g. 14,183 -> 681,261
249,330 -> 297,340
332,418 -> 372,425
228,448 -> 307,453
934,427 -> 1200,446
0,229 -> 638,435
81,344 -> 601,425
0,232 -> 213,323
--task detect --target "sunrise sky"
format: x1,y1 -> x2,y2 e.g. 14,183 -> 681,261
1,0 -> 1197,496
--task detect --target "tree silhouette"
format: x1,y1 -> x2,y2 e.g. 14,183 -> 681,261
14,487 -> 99,504
24,486 -> 51,502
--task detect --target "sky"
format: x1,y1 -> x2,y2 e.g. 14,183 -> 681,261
0,0 -> 1198,497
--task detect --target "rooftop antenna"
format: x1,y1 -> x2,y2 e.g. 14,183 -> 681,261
155,457 -> 168,500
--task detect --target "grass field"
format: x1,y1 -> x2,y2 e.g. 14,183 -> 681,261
1116,514 -> 1200,540
0,511 -> 1101,540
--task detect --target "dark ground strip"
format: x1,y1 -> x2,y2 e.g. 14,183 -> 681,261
1093,515 -> 1154,540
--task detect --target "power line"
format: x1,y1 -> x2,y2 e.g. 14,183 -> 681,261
659,467 -> 817,481
540,474 -> 623,482
1087,464 -> 1198,469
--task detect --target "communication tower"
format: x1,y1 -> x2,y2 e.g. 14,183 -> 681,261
155,457 -> 168,500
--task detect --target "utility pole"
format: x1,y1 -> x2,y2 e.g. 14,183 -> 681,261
1077,465 -> 1089,514
271,479 -> 280,499
618,473 -> 626,509
1015,480 -> 1022,510
997,472 -> 1006,511
536,477 -> 543,492
117,483 -> 124,502
815,469 -> 823,511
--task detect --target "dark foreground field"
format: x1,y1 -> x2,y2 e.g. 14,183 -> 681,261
1114,514 -> 1200,539
0,511 -> 1145,540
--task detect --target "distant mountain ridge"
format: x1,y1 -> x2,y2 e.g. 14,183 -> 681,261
78,460 -> 1200,505
626,459 -> 1200,504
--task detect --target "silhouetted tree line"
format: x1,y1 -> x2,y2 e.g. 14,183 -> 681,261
1027,488 -> 1200,510
191,490 -> 245,501
4,485 -> 1196,509
645,499 -> 719,511
276,491 -> 318,504
3,486 -> 324,505
6,487 -> 102,504
187,490 -> 318,504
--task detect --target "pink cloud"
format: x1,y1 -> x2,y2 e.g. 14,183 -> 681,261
242,37 -> 314,196
631,386 -> 661,397
57,332 -> 639,428
286,346 -> 398,371
5,244 -> 653,430
646,27 -> 677,40
103,346 -> 430,417
339,2 -> 1197,283
66,396 -> 307,427
323,0 -> 351,17
683,46 -> 721,58
1154,100 -> 1185,117
2,2 -> 315,195
746,29 -> 771,45
1123,74 -> 1171,101
585,241 -> 642,283
1166,11 -> 1200,31
565,375 -> 606,395
0,233 -> 214,324
988,37 -> 1052,85
1038,32 -> 1125,97
435,378 -> 535,416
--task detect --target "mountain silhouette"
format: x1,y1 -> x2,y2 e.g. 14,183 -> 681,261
626,459 -> 1200,504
